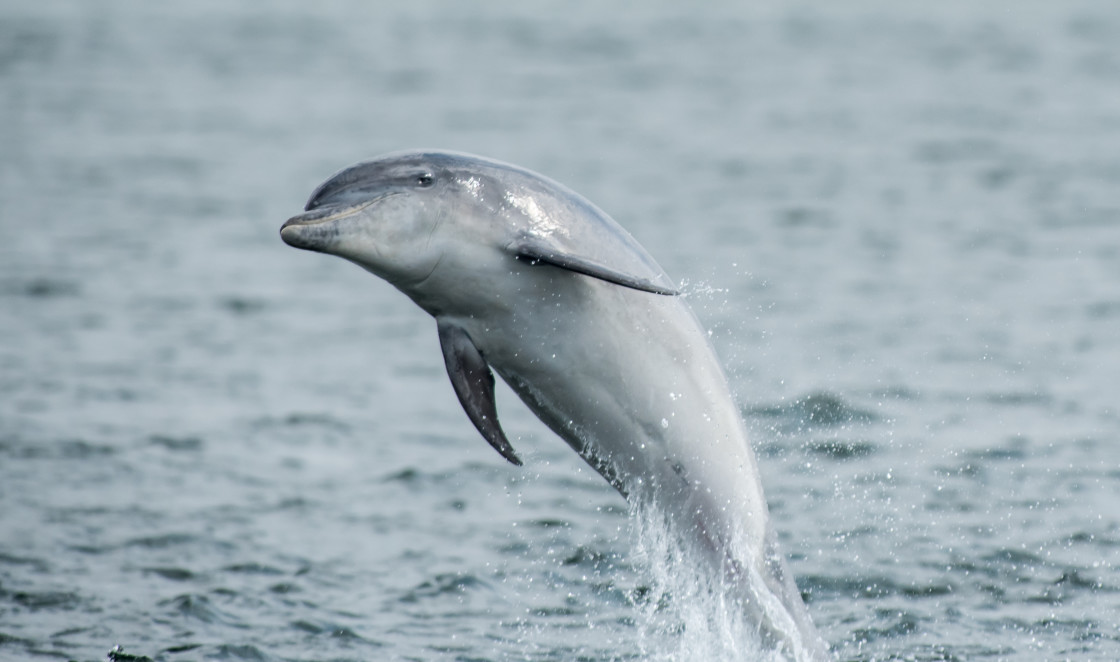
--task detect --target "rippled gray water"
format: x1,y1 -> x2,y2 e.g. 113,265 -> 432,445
2,1 -> 1119,660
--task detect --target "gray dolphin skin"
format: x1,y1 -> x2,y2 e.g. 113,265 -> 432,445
280,150 -> 831,660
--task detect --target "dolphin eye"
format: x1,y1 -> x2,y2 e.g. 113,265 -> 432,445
415,173 -> 435,188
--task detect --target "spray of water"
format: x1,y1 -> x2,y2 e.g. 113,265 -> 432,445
627,502 -> 824,662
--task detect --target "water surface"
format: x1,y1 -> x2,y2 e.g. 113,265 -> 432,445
2,1 -> 1119,660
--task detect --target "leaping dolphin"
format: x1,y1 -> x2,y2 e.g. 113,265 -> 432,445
280,150 -> 831,661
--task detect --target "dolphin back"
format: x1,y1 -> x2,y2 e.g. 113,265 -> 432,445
473,154 -> 680,296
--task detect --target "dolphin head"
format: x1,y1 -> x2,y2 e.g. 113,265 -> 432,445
282,150 -> 678,315
281,151 -> 472,291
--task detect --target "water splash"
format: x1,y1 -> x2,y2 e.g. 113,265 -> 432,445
627,503 -> 824,662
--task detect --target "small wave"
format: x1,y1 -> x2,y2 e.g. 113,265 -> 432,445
8,589 -> 83,610
851,610 -> 921,644
2,277 -> 81,298
981,391 -> 1054,407
748,391 -> 881,433
289,619 -> 368,641
217,296 -> 267,315
148,434 -> 204,451
398,573 -> 487,603
207,643 -> 275,661
124,533 -> 198,550
141,566 -> 195,582
523,517 -> 572,529
160,593 -> 243,627
981,547 -> 1043,566
800,574 -> 953,601
107,645 -> 153,662
1065,531 -> 1120,548
0,633 -> 36,651
222,562 -> 286,576
806,439 -> 878,460
268,582 -> 300,595
996,616 -> 1107,644
561,544 -> 617,570
250,412 -> 352,432
0,551 -> 50,573
381,467 -> 420,483
0,438 -> 117,460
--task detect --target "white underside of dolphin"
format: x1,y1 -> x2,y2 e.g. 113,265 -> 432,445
280,150 -> 832,661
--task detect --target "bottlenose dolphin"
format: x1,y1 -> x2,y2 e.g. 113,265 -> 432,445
280,150 -> 831,660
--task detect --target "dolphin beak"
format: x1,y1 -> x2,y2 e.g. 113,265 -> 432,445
280,211 -> 336,252
280,200 -> 376,252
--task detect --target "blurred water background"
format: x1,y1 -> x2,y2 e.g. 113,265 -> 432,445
2,1 -> 1119,660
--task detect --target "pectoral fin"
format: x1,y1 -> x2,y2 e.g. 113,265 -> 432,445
437,320 -> 522,466
514,238 -> 679,296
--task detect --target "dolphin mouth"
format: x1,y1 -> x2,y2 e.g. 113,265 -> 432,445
281,198 -> 379,231
280,196 -> 391,251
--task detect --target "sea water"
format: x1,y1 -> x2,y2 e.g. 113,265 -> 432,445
2,1 -> 1119,660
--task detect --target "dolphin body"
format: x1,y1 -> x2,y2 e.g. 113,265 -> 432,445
280,150 -> 830,660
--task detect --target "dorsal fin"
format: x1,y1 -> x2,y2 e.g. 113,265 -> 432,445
514,239 -> 679,296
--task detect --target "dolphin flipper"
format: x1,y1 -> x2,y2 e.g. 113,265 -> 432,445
437,320 -> 523,466
514,239 -> 679,296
